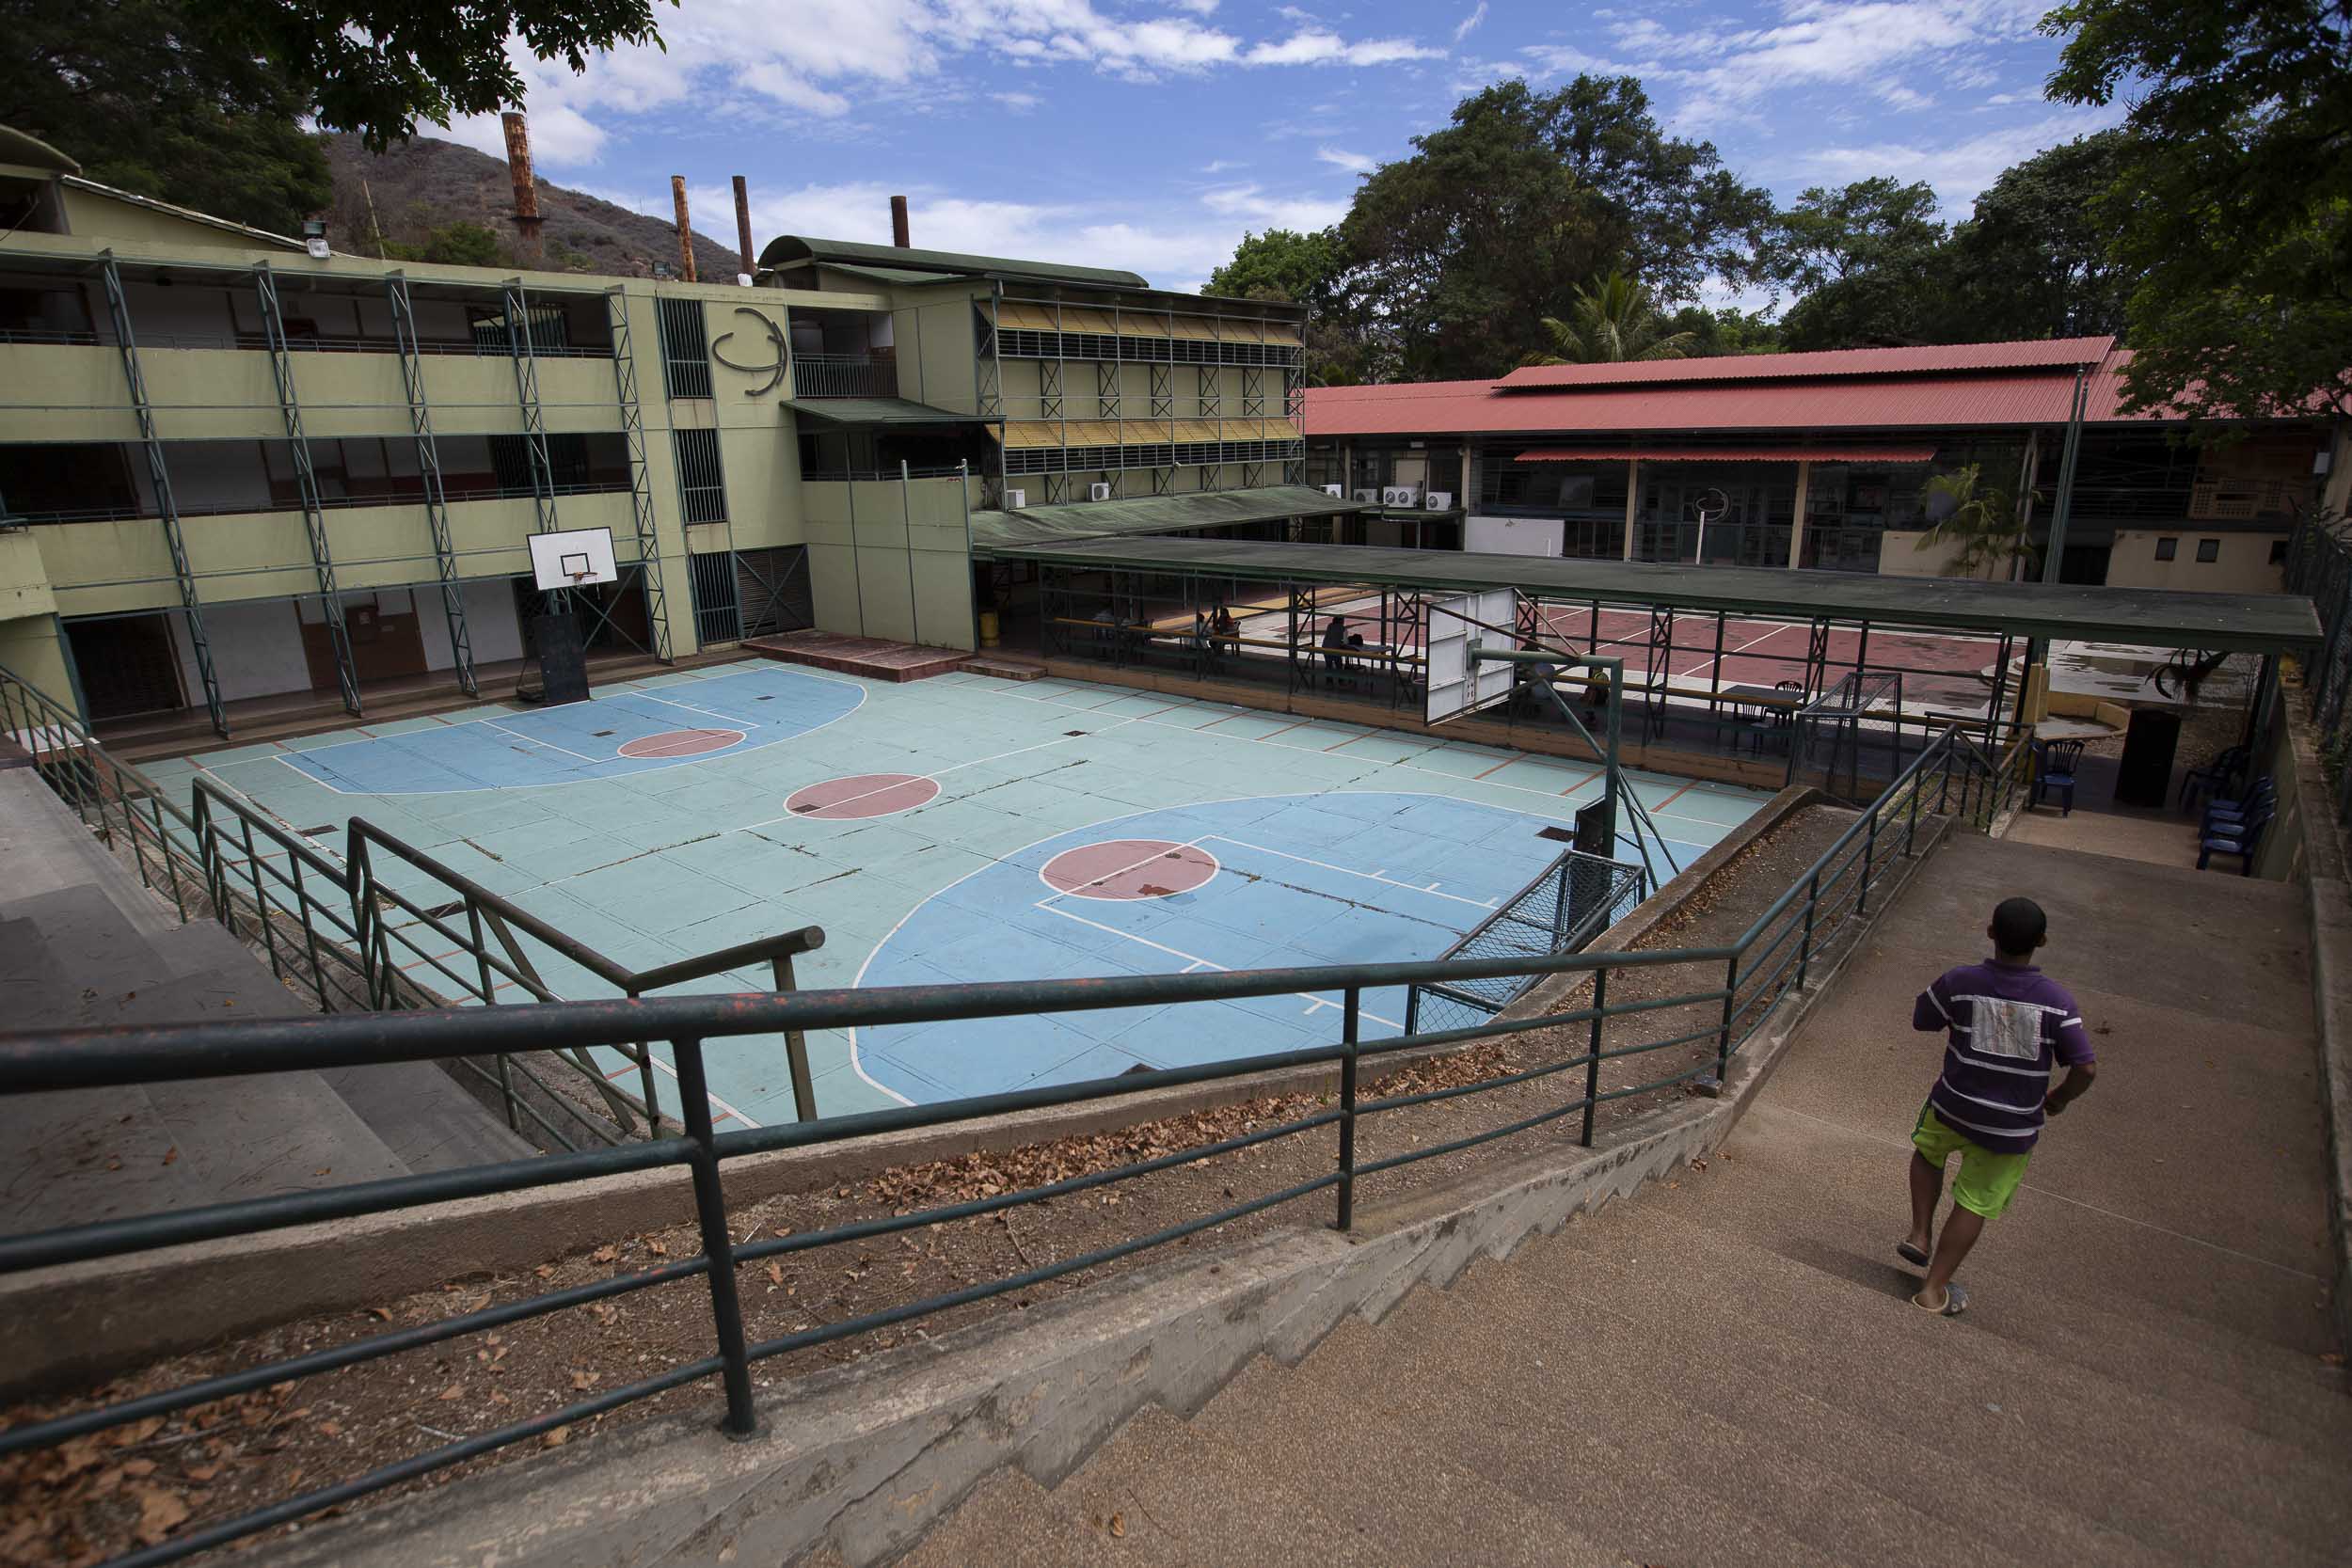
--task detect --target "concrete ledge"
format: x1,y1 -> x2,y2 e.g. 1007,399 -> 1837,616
254,828 -> 1945,1568
2284,702 -> 2352,1362
0,784 -> 1822,1396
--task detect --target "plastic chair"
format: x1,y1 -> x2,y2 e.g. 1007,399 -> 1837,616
2031,738 -> 2087,816
2198,808 -> 2271,875
2202,778 -> 2276,831
2179,746 -> 2248,813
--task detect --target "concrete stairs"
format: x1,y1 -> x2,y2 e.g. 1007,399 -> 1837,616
0,767 -> 535,1237
895,834 -> 2350,1566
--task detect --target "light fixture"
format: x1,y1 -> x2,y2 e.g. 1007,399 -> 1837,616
301,218 -> 330,261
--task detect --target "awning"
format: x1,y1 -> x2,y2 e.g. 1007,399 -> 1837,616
982,300 -> 1304,349
785,398 -> 999,427
970,484 -> 1365,549
1516,445 -> 1940,464
997,418 -> 1300,449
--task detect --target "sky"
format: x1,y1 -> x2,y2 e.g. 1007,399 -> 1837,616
438,0 -> 2124,297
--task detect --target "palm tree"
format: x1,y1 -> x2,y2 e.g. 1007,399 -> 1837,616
1914,464 -> 2038,580
1520,272 -> 1698,366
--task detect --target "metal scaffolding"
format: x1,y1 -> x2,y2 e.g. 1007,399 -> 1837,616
384,273 -> 477,697
501,279 -> 562,535
254,261 -> 362,717
99,252 -> 226,736
606,288 -> 674,662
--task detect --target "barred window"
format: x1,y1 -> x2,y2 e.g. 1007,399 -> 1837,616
656,298 -> 713,399
674,428 -> 727,523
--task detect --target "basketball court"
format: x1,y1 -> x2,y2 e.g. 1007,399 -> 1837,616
135,659 -> 1772,1126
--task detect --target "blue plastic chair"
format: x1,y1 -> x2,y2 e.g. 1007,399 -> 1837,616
2202,777 -> 2275,829
2199,808 -> 2271,875
2179,746 -> 2248,813
2031,738 -> 2087,816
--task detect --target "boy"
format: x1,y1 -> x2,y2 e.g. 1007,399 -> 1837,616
1902,896 -> 2097,1315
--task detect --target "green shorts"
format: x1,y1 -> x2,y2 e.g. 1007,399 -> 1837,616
1912,1101 -> 2031,1220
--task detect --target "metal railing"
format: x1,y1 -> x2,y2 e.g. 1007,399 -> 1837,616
0,661 -> 823,1147
2285,509 -> 2352,821
0,712 -> 2011,1566
1406,846 -> 1647,1034
790,353 -> 898,399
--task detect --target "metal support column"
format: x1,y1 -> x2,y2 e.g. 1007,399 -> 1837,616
606,287 -> 674,661
1802,618 -> 1833,699
101,253 -> 227,736
255,261 -> 361,716
386,273 -> 477,696
501,279 -> 562,534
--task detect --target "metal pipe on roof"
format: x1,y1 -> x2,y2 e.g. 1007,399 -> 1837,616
731,176 -> 755,280
890,195 -> 911,248
670,177 -> 698,283
501,113 -> 544,264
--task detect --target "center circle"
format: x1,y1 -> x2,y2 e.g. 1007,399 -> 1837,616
1041,839 -> 1220,900
786,772 -> 942,819
617,727 -> 745,759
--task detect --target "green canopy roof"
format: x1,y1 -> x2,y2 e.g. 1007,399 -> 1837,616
760,235 -> 1149,292
784,398 -> 998,427
971,485 -> 1367,549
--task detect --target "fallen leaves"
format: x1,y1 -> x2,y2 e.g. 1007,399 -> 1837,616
591,1246 -> 620,1264
436,1385 -> 464,1402
132,1487 -> 189,1545
542,1427 -> 570,1449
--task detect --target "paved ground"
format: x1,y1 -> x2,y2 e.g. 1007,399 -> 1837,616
129,661 -> 1769,1126
902,832 -> 2349,1566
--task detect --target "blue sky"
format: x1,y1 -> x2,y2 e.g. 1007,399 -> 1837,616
442,0 -> 2122,297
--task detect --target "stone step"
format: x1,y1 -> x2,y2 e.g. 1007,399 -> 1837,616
317,1062 -> 540,1170
1549,1197 -> 2347,1566
893,1466 -> 1178,1568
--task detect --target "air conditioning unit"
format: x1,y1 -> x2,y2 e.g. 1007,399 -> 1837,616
1323,483 -> 1345,499
1423,490 -> 1454,512
1382,485 -> 1420,508
1089,483 -> 1114,501
1003,488 -> 1027,510
1352,488 -> 1381,504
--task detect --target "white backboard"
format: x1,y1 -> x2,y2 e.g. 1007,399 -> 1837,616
1466,515 -> 1565,558
1423,589 -> 1521,725
528,527 -> 619,591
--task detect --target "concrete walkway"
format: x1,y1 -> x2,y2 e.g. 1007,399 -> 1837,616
904,833 -> 2348,1566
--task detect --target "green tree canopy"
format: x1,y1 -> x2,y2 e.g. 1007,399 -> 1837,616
1338,77 -> 1772,380
1522,272 -> 1698,366
4,0 -> 332,236
1205,227 -> 1344,309
1942,131 -> 2134,341
1767,178 -> 1949,349
2042,0 -> 2352,421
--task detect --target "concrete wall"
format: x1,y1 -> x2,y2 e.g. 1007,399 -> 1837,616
172,596 -> 310,702
801,474 -> 976,650
0,610 -> 74,709
1879,529 -> 2009,580
2105,529 -> 2287,594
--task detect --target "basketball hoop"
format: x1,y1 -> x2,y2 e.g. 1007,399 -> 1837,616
1689,487 -> 1730,564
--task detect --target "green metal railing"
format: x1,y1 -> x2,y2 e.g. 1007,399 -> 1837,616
2285,508 -> 2352,820
0,661 -> 823,1146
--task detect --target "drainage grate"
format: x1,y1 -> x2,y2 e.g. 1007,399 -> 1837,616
1536,825 -> 1576,843
297,824 -> 335,836
1064,730 -> 1088,737
758,695 -> 775,701
592,730 -> 616,737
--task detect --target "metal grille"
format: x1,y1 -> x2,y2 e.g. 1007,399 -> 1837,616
673,428 -> 728,524
737,546 -> 811,638
1789,671 -> 1907,803
1405,848 -> 1647,1035
656,297 -> 713,399
689,549 -> 741,645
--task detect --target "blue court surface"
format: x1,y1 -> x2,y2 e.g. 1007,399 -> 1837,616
144,660 -> 1771,1127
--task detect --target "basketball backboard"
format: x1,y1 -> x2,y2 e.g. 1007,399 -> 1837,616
1423,589 -> 1520,725
528,527 -> 619,591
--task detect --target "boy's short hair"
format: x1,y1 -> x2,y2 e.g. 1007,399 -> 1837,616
1991,896 -> 2047,955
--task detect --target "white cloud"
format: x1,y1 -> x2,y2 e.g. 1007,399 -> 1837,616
1453,3 -> 1488,43
1200,159 -> 1247,173
1604,0 -> 2047,106
1790,106 -> 2125,212
1243,31 -> 1446,66
992,89 -> 1042,111
1316,146 -> 1375,173
1172,0 -> 1220,11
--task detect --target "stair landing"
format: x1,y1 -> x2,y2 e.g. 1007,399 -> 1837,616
743,630 -> 970,682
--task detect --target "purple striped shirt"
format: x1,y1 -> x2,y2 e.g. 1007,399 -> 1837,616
1913,961 -> 2094,1154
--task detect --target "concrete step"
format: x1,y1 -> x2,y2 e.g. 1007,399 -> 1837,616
318,1062 -> 540,1169
1550,1196 -> 2348,1566
0,886 -> 183,1026
1641,1104 -> 2349,1446
1191,1348 -> 1639,1568
893,1466 -> 1177,1568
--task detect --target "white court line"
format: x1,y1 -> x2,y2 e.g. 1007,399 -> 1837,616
732,719 -> 1142,838
1038,904 -> 1405,1032
1202,832 -> 1499,912
481,720 -> 603,766
602,1047 -> 761,1131
1674,621 -> 1800,682
622,689 -> 768,730
1031,829 -> 1217,905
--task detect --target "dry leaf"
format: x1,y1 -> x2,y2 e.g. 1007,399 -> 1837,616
161,1148 -> 179,1166
533,1264 -> 555,1279
105,1158 -> 123,1172
765,1263 -> 784,1286
185,1464 -> 221,1482
437,1384 -> 464,1402
1108,1513 -> 1126,1539
134,1488 -> 191,1546
646,1238 -> 669,1257
313,1167 -> 331,1177
543,1426 -> 570,1448
591,1246 -> 619,1264
569,1370 -> 597,1390
366,1307 -> 393,1322
122,1458 -> 157,1478
317,1420 -> 342,1438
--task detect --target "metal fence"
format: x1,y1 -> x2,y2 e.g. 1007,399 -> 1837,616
0,661 -> 824,1147
0,712 -> 2014,1567
2284,511 -> 2352,820
1788,671 -> 1907,803
1405,847 -> 1648,1034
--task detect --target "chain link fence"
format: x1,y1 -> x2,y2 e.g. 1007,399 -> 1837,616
1405,847 -> 1648,1035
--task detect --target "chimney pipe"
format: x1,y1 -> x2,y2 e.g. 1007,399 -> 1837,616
670,176 -> 698,283
501,112 -> 544,262
732,175 -> 755,279
890,194 -> 910,248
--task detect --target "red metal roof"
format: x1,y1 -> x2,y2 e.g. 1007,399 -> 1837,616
1305,348 -> 2160,439
1491,338 -> 2117,390
1517,445 -> 1938,464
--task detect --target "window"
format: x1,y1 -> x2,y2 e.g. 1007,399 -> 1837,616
2196,538 -> 2220,563
673,428 -> 727,523
655,298 -> 713,399
2270,539 -> 2289,565
2154,537 -> 2178,562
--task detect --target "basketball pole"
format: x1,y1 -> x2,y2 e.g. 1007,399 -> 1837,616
1473,645 -> 1625,862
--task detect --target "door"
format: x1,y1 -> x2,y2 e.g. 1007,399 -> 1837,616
67,614 -> 185,721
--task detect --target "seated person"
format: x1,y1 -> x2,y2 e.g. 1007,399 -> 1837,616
1320,615 -> 1348,676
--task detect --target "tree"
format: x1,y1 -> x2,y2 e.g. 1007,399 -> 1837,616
1339,78 -> 1772,380
1914,464 -> 2036,579
2042,0 -> 2352,421
1203,228 -> 1378,385
1942,132 -> 2135,341
1522,273 -> 1697,365
1661,304 -> 1783,357
1768,179 -> 1950,350
4,0 -> 332,236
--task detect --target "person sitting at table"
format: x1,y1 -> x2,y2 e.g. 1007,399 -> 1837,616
1321,615 -> 1349,684
1581,661 -> 1611,726
1210,601 -> 1237,641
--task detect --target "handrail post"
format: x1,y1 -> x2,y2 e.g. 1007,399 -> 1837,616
1796,870 -> 1820,990
151,794 -> 187,923
1856,810 -> 1880,918
772,952 -> 818,1123
1904,751 -> 1923,856
468,900 -> 520,1132
289,851 -> 332,1011
238,816 -> 282,977
1936,744 -> 1952,814
672,1037 -> 758,1438
1335,986 -> 1359,1232
1581,966 -> 1607,1147
1715,954 -> 1738,1083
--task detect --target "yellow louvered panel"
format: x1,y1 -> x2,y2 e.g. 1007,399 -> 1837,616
999,421 -> 1061,449
1056,307 -> 1120,335
991,301 -> 1059,331
1167,316 -> 1222,341
1261,323 -> 1304,347
1213,318 -> 1267,344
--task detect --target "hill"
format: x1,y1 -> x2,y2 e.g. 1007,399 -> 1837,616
319,133 -> 742,280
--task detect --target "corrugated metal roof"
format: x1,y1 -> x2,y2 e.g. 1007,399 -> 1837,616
972,485 -> 1363,548
759,235 -> 1149,291
981,536 -> 2321,653
1518,445 -> 1939,464
784,397 -> 996,426
1492,339 -> 2116,390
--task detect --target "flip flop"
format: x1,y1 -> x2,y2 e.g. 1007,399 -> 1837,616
1896,1241 -> 1931,1268
1911,1283 -> 1969,1317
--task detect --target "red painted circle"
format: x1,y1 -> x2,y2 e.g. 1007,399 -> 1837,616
618,727 -> 745,759
787,772 -> 941,819
1041,839 -> 1219,900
